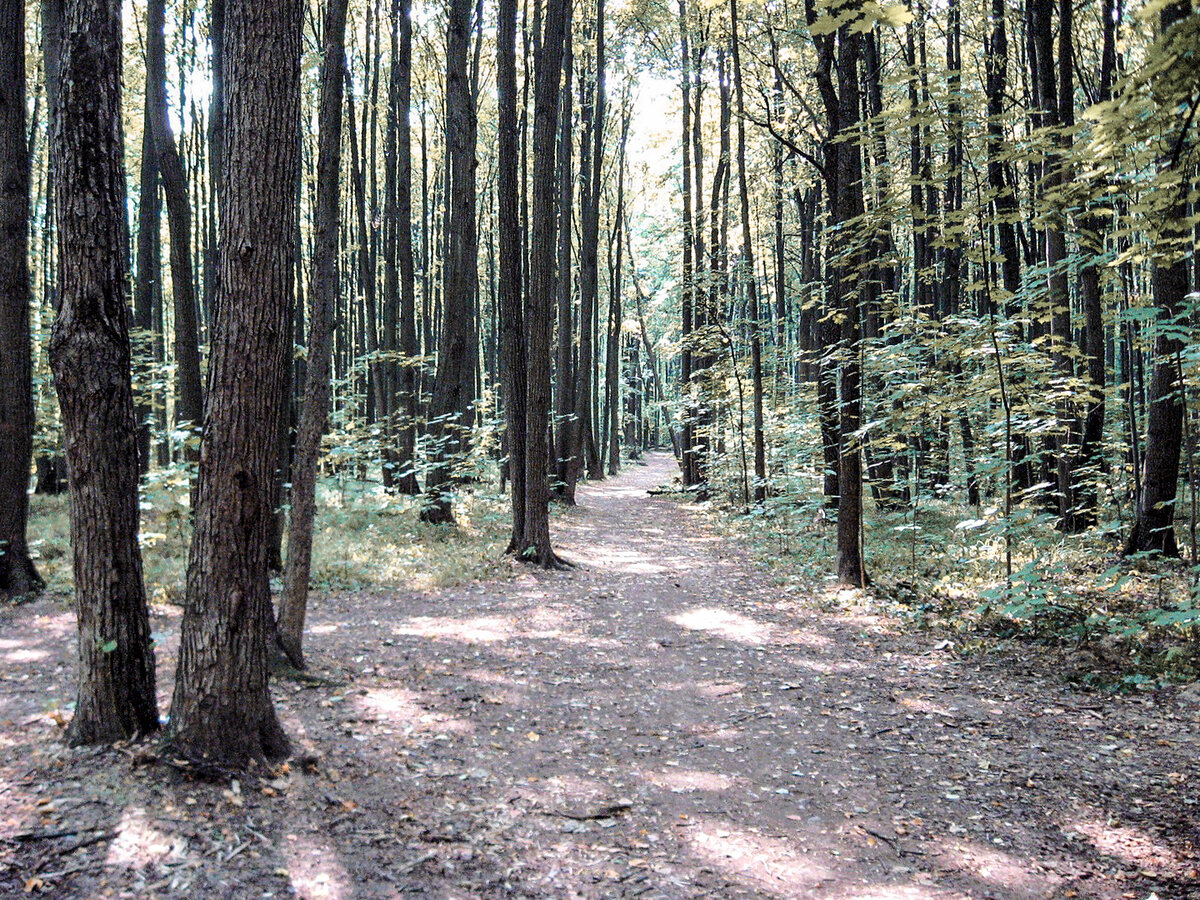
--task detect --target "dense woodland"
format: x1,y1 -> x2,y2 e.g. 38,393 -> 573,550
0,0 -> 1197,771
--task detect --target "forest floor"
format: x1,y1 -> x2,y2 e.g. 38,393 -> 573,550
1,451 -> 1199,899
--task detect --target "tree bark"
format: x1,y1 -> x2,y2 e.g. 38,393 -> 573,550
553,2 -> 576,504
166,0 -> 301,769
833,28 -> 867,587
729,0 -> 766,505
498,0 -> 528,551
522,0 -> 569,565
277,0 -> 349,670
50,0 -> 159,745
604,99 -> 630,477
678,0 -> 696,490
133,90 -> 160,475
810,1 -> 868,585
147,0 -> 204,455
380,0 -> 402,491
574,2 -> 606,485
0,0 -> 45,600
205,0 -> 225,327
421,0 -> 479,524
395,0 -> 420,495
1124,0 -> 1190,562
35,0 -> 68,498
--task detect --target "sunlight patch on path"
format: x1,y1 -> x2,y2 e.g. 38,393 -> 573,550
669,607 -> 775,645
392,615 -> 513,643
280,832 -> 353,900
686,820 -> 835,894
106,806 -> 188,870
936,839 -> 1063,897
831,886 -> 957,900
639,765 -> 745,793
1069,816 -> 1186,873
562,544 -> 668,573
357,687 -> 474,735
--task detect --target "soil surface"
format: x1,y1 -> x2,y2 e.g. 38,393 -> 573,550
2,451 -> 1198,899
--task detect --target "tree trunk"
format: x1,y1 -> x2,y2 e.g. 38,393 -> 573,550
50,0 -> 159,745
604,99 -> 630,477
498,0 -> 527,551
810,3 -> 868,585
574,3 -> 606,485
0,0 -> 45,600
166,0 -> 301,769
205,0 -> 225,326
729,0 -> 766,505
678,0 -> 696,490
421,0 -> 479,525
1120,5 -> 1187,559
277,0 -> 349,670
395,0 -> 420,495
147,0 -> 204,457
553,3 -> 576,504
522,0 -> 569,565
380,3 -> 402,491
1071,0 -> 1118,529
133,94 -> 160,475
833,29 -> 867,587
35,0 -> 68,498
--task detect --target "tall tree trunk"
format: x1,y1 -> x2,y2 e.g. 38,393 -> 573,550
347,75 -> 383,438
35,0 -> 68,498
148,0 -> 204,457
574,0 -> 606,484
522,0 -> 569,565
985,0 -> 1021,310
1071,0 -> 1118,530
133,95 -> 161,475
50,0 -> 159,745
771,58 -> 786,360
1123,0 -> 1191,557
166,0 -> 301,768
604,98 -> 630,476
205,0 -> 225,326
811,3 -> 868,585
730,0 -> 767,505
421,0 -> 479,524
553,1 -> 576,503
833,28 -> 867,587
395,0 -> 420,495
498,0 -> 527,551
277,0 -> 349,670
678,0 -> 696,489
0,0 -> 45,600
380,2 -> 402,491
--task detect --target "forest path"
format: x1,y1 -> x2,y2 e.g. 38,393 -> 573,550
276,451 -> 1197,899
1,452 -> 1198,899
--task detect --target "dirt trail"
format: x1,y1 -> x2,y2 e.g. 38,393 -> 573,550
1,451 -> 1198,899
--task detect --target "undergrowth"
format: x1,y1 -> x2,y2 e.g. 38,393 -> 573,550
26,467 -> 510,607
707,482 -> 1200,689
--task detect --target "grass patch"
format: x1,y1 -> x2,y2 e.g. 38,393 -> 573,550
26,472 -> 511,607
